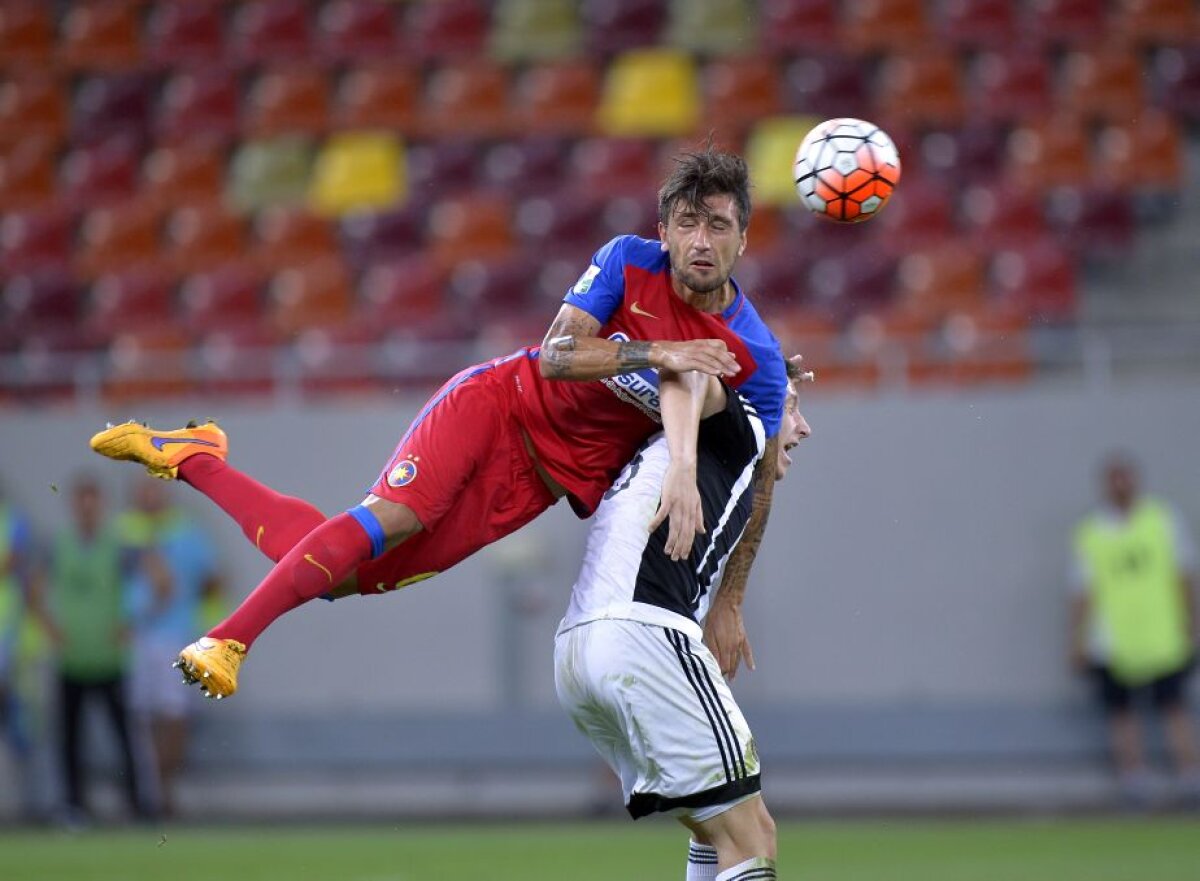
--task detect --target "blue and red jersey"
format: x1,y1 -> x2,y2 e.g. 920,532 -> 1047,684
512,235 -> 787,517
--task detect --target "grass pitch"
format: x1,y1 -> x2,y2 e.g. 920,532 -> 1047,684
1,817 -> 1198,881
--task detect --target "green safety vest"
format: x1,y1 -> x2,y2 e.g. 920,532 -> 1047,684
0,504 -> 45,662
1075,498 -> 1191,685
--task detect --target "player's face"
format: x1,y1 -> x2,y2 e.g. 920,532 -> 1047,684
659,194 -> 746,295
775,383 -> 810,481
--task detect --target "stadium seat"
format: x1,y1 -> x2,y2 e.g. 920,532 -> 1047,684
75,200 -> 164,279
894,240 -> 987,319
960,181 -> 1049,249
758,0 -> 838,54
145,0 -> 227,67
665,0 -> 757,55
933,309 -> 1033,388
59,135 -> 141,209
0,2 -> 54,68
358,254 -> 449,322
570,137 -> 660,197
1094,109 -> 1184,193
515,190 -> 604,258
58,0 -> 142,71
404,0 -> 489,61
1006,114 -> 1091,192
291,322 -> 387,396
141,142 -> 228,210
1024,0 -> 1108,46
745,116 -> 820,208
703,57 -> 783,135
103,326 -> 195,402
308,132 -> 405,218
872,174 -> 955,256
406,139 -> 484,199
339,205 -> 426,267
841,0 -> 931,54
1,206 -> 76,275
968,50 -> 1052,123
165,203 -> 248,275
156,68 -> 241,145
244,67 -> 331,138
1059,47 -> 1146,122
422,61 -> 513,139
72,73 -> 156,144
2,270 -> 81,335
735,246 -> 814,310
989,240 -> 1076,321
782,55 -> 871,120
582,0 -> 667,54
266,257 -> 353,334
513,61 -> 602,137
875,53 -> 965,128
0,142 -> 56,211
86,267 -> 177,336
334,63 -> 419,134
481,138 -> 571,199
427,193 -> 515,268
805,245 -> 899,322
178,263 -> 268,333
1154,46 -> 1200,122
230,0 -> 312,64
227,136 -> 316,213
918,123 -> 1008,184
196,325 -> 279,396
1114,0 -> 1200,45
491,0 -> 582,62
596,193 -> 660,242
597,49 -> 699,138
1046,186 -> 1136,256
252,206 -> 337,271
446,257 -> 540,323
317,0 -> 399,62
938,0 -> 1018,47
0,76 -> 68,147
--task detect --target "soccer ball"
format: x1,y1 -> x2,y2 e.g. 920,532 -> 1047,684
793,118 -> 902,223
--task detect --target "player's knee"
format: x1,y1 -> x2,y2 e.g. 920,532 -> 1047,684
359,497 -> 423,543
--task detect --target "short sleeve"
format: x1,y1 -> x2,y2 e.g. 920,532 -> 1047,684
563,236 -> 629,325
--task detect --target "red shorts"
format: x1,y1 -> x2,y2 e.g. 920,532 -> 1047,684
355,357 -> 558,594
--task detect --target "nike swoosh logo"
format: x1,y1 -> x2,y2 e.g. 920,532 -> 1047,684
304,554 -> 334,584
629,301 -> 658,319
151,436 -> 220,451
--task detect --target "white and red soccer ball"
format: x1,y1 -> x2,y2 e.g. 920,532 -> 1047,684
794,117 -> 902,223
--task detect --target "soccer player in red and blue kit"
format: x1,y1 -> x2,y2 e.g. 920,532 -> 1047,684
89,147 -> 789,698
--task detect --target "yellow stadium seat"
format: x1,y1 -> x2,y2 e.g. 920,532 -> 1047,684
666,0 -> 757,54
308,132 -> 406,217
491,0 -> 581,61
745,115 -> 821,207
597,49 -> 700,137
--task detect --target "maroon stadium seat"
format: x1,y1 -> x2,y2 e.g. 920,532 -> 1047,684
938,0 -> 1018,48
960,181 -> 1050,249
145,0 -> 227,67
872,173 -> 956,256
1045,186 -> 1136,256
0,76 -> 69,147
781,55 -> 871,120
1154,46 -> 1200,122
918,123 -> 1008,185
758,0 -> 838,54
230,0 -> 312,64
445,256 -> 540,323
989,240 -> 1077,321
570,137 -> 659,197
969,50 -> 1052,123
1,206 -> 76,275
58,0 -> 142,71
86,266 -> 177,336
1023,0 -> 1108,46
339,205 -> 426,267
157,68 -> 241,144
514,190 -> 604,259
2,270 -> 81,335
72,73 -> 156,144
481,138 -> 571,199
357,254 -> 449,322
0,2 -> 55,68
59,135 -> 141,209
404,0 -> 489,61
582,0 -> 666,54
407,139 -> 485,199
317,0 -> 399,62
179,263 -> 268,333
514,61 -> 602,138
197,325 -> 280,397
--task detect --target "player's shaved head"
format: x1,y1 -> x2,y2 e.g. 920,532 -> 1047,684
658,145 -> 752,232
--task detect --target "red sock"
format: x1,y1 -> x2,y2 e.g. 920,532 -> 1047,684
178,456 -> 326,563
207,512 -> 373,649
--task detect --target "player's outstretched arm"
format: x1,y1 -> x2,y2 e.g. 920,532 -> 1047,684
704,438 -> 777,679
540,304 -> 740,381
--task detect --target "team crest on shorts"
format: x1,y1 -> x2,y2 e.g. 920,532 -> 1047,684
387,458 -> 418,487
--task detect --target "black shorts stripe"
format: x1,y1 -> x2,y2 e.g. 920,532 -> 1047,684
626,773 -> 762,819
665,628 -> 734,784
728,870 -> 776,881
680,631 -> 747,779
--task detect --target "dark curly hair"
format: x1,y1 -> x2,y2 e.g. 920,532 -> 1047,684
657,145 -> 752,231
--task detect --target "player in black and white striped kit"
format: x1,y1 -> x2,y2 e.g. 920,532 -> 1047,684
555,360 -> 811,881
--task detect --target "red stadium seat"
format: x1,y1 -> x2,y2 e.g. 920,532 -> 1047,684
0,142 -> 55,211
103,326 -> 195,402
596,193 -> 659,241
145,1 -> 227,67
782,55 -> 871,120
179,263 -> 267,333
446,257 -> 539,322
1154,46 -> 1200,122
1024,0 -> 1109,46
872,174 -> 955,256
339,205 -> 426,267
841,0 -> 931,54
939,0 -> 1018,48
735,247 -> 816,312
0,2 -> 55,68
514,61 -> 602,138
58,0 -> 142,71
1114,0 -> 1200,44
72,73 -> 156,144
267,257 -> 353,335
1006,114 -> 1091,192
75,200 -> 164,279
427,194 -> 515,268
758,0 -> 838,54
230,0 -> 312,64
894,240 -> 987,319
1059,47 -> 1146,123
969,50 -> 1052,123
1046,186 -> 1136,256
407,139 -> 484,199
422,61 -> 513,139
59,135 -> 141,209
2,271 -> 81,334
358,254 -> 449,322
875,53 -> 966,128
252,206 -> 337,271
86,267 -> 177,336
804,245 -> 898,322
141,142 -> 228,209
291,322 -> 387,396
0,76 -> 68,147
570,137 -> 659,197
197,325 -> 280,396
244,67 -> 331,138
918,123 -> 1008,184
515,190 -> 604,258
582,0 -> 667,54
334,63 -> 419,133
404,0 -> 488,61
989,241 -> 1076,321
165,204 -> 248,275
481,138 -> 571,199
960,181 -> 1049,249
157,68 -> 241,145
1094,109 -> 1184,193
1,206 -> 76,275
317,0 -> 400,62
703,57 -> 783,135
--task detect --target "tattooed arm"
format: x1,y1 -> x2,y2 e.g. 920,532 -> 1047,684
539,304 -> 740,381
703,436 -> 778,679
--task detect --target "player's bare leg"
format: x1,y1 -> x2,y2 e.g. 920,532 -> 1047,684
680,795 -> 777,879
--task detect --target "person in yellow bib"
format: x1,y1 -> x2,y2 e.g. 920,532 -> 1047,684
1070,453 -> 1199,806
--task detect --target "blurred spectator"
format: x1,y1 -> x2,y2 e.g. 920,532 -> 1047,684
37,475 -> 154,825
1070,453 -> 1200,806
119,476 -> 222,818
